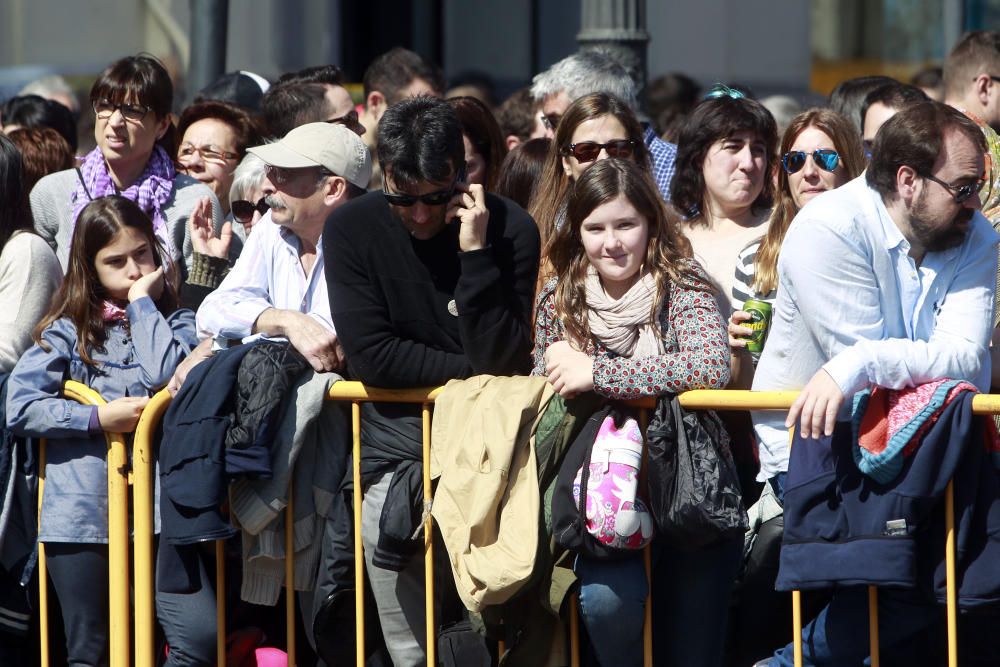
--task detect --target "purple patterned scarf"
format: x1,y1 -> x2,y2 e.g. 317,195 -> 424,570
71,145 -> 177,259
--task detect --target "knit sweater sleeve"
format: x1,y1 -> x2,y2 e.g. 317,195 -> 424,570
0,233 -> 62,373
592,268 -> 731,399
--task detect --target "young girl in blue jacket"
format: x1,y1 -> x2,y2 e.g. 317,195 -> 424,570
6,195 -> 198,666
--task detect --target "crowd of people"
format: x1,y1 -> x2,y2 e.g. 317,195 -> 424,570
1,28 -> 999,667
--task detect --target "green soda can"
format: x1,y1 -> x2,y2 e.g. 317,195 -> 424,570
742,298 -> 772,359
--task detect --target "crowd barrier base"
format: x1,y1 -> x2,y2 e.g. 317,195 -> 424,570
40,383 -> 985,667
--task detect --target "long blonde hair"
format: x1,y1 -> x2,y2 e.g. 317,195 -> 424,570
753,108 -> 863,295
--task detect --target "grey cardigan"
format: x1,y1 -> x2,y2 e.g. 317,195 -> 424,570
30,169 -> 223,280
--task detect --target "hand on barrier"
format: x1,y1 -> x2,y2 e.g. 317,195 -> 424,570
785,368 -> 844,439
728,310 -> 753,349
544,340 -> 595,398
128,266 -> 165,303
189,196 -> 232,259
98,396 -> 151,433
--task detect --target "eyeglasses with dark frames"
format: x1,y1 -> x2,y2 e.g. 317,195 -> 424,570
93,99 -> 151,122
231,197 -> 270,223
265,164 -> 334,185
562,140 -> 636,163
326,109 -> 360,128
540,112 -> 562,132
178,143 -> 240,165
920,172 -> 985,204
381,170 -> 462,207
781,149 -> 840,175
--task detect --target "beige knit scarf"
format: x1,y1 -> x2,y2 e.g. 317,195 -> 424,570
584,267 -> 664,358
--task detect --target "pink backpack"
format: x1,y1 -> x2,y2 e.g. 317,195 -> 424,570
573,415 -> 654,550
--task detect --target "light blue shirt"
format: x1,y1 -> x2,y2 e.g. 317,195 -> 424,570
196,212 -> 333,342
752,175 -> 1000,481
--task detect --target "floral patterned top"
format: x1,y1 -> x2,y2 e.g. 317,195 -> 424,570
531,262 -> 731,399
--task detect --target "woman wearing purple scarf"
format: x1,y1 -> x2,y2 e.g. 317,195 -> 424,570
30,54 -> 222,280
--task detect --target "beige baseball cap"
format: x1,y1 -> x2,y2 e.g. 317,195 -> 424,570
247,122 -> 372,188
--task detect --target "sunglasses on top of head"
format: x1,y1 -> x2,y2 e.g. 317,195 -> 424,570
231,197 -> 269,223
381,168 -> 464,207
781,149 -> 840,175
562,139 -> 636,163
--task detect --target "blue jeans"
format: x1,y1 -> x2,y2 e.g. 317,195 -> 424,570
575,536 -> 742,667
766,586 -> 942,666
155,544 -> 218,667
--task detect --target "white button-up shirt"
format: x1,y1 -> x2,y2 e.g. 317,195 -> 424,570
196,211 -> 333,342
752,175 -> 1000,481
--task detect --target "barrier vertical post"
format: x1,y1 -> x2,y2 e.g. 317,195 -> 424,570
868,587 -> 880,666
352,400 -> 365,667
37,439 -> 49,667
945,480 -> 958,667
422,402 -> 436,666
215,541 -> 226,666
569,593 -> 581,667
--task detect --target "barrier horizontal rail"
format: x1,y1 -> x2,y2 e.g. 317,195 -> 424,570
81,383 -> 982,667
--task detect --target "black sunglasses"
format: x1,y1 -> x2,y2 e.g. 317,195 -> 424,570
781,149 -> 840,175
562,139 -> 636,163
231,197 -> 269,223
381,170 -> 462,207
921,173 -> 985,204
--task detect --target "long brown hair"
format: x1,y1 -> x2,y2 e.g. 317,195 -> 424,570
528,93 -> 649,264
753,108 -> 864,295
34,196 -> 179,365
549,158 -> 703,347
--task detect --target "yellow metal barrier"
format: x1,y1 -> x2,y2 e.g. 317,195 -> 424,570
37,381 -> 131,667
118,384 -> 982,667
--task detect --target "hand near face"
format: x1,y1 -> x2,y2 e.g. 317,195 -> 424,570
785,368 -> 844,439
446,182 -> 489,252
189,196 -> 231,259
127,266 -> 164,303
544,340 -> 595,398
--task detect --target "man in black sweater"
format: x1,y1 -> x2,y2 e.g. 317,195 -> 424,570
323,96 -> 539,665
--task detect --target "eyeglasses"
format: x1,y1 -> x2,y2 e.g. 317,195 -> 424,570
540,112 -> 562,132
327,109 -> 360,129
178,143 -> 240,165
231,197 -> 269,223
921,172 -> 985,204
562,140 -> 636,163
93,99 -> 151,122
781,149 -> 840,174
381,171 -> 461,207
265,164 -> 332,185
703,83 -> 746,101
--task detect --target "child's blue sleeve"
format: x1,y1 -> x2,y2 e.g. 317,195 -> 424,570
6,320 -> 95,439
127,298 -> 199,391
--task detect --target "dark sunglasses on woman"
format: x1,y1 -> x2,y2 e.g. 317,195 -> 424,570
562,139 -> 636,163
231,197 -> 269,223
782,149 -> 840,175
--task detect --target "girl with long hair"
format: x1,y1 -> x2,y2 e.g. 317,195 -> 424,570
532,158 -> 735,667
7,196 -> 198,666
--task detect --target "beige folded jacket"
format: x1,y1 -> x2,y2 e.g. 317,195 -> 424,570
430,374 -> 555,612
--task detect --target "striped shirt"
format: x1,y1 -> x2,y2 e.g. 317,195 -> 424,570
731,240 -> 776,311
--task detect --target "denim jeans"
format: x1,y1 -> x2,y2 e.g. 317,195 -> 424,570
46,543 -> 111,667
155,543 -> 219,667
765,586 -> 942,666
575,535 -> 742,667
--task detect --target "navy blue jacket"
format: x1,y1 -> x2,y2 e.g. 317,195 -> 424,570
777,390 -> 1000,607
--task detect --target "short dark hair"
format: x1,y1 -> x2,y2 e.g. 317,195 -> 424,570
497,87 -> 538,143
277,64 -> 346,87
363,47 -> 444,107
866,101 -> 986,198
0,94 -> 78,151
944,31 -> 1000,99
90,53 -> 173,120
670,94 -> 778,218
377,96 -> 464,187
176,100 -> 263,158
828,75 -> 896,134
495,137 -> 550,209
859,83 -> 929,134
261,82 -> 330,138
